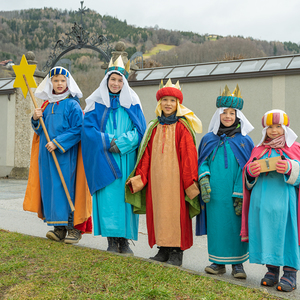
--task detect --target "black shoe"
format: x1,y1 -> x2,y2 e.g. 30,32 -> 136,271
232,264 -> 247,279
205,263 -> 226,275
107,237 -> 119,253
166,248 -> 183,266
118,238 -> 134,255
46,226 -> 67,242
150,247 -> 170,262
64,228 -> 82,244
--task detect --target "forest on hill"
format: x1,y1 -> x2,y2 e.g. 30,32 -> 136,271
0,7 -> 300,69
0,7 -> 299,101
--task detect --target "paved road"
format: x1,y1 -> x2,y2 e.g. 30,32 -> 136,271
0,179 -> 298,299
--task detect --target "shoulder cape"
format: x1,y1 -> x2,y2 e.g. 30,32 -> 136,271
125,118 -> 200,219
196,132 -> 254,236
241,142 -> 300,245
81,102 -> 146,195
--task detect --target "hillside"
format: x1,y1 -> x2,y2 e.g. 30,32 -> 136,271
0,7 -> 299,70
0,7 -> 300,102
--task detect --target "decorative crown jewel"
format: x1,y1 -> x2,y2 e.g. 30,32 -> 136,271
217,84 -> 244,110
105,55 -> 130,79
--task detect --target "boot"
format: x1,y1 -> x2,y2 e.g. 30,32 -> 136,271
149,247 -> 170,262
64,228 -> 82,244
261,265 -> 279,287
107,237 -> 119,253
276,266 -> 297,292
118,238 -> 134,255
46,226 -> 67,242
166,247 -> 183,266
205,263 -> 226,274
232,264 -> 247,279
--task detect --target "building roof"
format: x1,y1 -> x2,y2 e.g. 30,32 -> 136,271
0,78 -> 15,95
129,54 -> 300,86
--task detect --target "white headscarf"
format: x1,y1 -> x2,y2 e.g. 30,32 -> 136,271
208,107 -> 254,136
84,70 -> 142,113
35,66 -> 82,103
258,109 -> 297,147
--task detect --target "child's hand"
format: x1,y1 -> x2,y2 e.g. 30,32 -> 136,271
45,142 -> 57,153
126,179 -> 132,186
233,198 -> 243,216
248,161 -> 261,177
276,160 -> 288,174
199,176 -> 211,203
33,108 -> 43,120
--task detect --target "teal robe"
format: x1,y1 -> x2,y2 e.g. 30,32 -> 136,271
92,105 -> 140,239
199,140 -> 249,264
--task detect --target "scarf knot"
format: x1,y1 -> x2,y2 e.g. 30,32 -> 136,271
109,93 -> 120,129
158,112 -> 181,125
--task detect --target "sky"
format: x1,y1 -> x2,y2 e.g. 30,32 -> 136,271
2,0 -> 300,44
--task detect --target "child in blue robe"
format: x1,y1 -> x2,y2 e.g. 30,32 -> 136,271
82,56 -> 146,255
242,109 -> 300,292
196,85 -> 254,279
28,66 -> 91,244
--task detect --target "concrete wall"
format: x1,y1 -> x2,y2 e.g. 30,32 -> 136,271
0,92 -> 16,177
131,74 -> 300,146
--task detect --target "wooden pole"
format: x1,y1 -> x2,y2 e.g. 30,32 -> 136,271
24,74 -> 75,212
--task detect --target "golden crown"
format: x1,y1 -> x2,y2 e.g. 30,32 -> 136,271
159,78 -> 181,90
106,55 -> 131,79
220,84 -> 241,98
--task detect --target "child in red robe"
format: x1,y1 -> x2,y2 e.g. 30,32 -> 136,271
126,79 -> 202,266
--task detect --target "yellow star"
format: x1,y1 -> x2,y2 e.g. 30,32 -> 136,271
240,143 -> 245,148
12,55 -> 37,98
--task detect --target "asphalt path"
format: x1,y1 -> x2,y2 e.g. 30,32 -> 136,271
0,179 -> 298,299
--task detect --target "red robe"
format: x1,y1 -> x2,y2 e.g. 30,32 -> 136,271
130,120 -> 199,250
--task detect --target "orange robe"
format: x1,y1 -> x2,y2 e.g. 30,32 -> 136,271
23,133 -> 92,233
130,120 -> 199,250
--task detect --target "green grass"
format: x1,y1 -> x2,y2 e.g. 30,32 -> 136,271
0,229 -> 282,300
143,44 -> 176,59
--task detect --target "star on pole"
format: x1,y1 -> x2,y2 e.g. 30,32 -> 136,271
12,55 -> 37,98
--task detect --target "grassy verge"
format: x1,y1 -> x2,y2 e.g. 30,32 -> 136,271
0,229 -> 282,300
143,44 -> 176,59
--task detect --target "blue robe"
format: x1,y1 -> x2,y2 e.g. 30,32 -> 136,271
81,97 -> 146,239
247,149 -> 300,269
196,132 -> 254,264
31,97 -> 83,226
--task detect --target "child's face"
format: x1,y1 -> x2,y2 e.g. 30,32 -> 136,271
51,75 -> 67,94
108,73 -> 123,93
266,124 -> 284,139
161,96 -> 177,117
220,108 -> 236,127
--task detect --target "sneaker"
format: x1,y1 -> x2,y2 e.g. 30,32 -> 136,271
232,264 -> 247,279
276,267 -> 297,292
166,248 -> 183,267
107,237 -> 119,253
46,227 -> 67,242
118,238 -> 134,256
205,263 -> 226,275
150,247 -> 170,262
64,228 -> 82,244
261,265 -> 279,287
